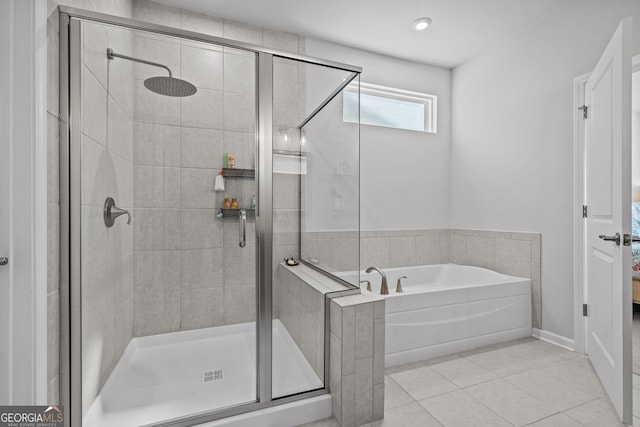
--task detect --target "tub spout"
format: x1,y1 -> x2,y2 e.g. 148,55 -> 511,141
365,266 -> 388,295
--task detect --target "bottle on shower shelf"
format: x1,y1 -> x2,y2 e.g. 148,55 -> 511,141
223,197 -> 231,209
230,198 -> 238,209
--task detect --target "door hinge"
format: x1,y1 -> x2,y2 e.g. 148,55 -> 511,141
583,303 -> 588,317
578,105 -> 588,119
582,205 -> 588,218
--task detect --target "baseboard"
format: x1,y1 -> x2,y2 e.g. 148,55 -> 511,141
532,328 -> 575,352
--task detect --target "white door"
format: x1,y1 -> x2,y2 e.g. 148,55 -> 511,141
584,17 -> 633,424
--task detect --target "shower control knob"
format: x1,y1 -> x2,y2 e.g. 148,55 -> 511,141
0,257 -> 8,266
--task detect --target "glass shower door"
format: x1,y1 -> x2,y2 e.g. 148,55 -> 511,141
270,55 -> 360,399
75,19 -> 259,426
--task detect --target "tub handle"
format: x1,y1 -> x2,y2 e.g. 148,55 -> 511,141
396,276 -> 407,293
360,280 -> 371,292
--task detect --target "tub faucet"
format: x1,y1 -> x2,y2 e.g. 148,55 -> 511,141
365,266 -> 389,295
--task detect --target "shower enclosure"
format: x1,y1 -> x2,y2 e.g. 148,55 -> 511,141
58,7 -> 360,426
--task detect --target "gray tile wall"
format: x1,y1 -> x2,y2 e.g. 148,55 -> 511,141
46,0 -> 135,406
276,264 -> 326,380
360,229 -> 452,270
450,229 -> 542,329
130,1 -> 306,336
79,19 -> 135,415
329,294 -> 385,427
306,228 -> 542,329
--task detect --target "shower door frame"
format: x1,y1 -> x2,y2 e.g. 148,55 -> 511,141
58,7 -> 361,427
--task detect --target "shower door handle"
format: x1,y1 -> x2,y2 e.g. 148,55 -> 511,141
239,209 -> 247,248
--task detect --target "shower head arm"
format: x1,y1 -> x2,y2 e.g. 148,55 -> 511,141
106,48 -> 172,77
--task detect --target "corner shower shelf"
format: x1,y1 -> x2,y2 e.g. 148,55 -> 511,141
222,168 -> 255,178
219,208 -> 255,218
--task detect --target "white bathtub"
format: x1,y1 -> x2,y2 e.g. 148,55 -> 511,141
340,264 -> 531,367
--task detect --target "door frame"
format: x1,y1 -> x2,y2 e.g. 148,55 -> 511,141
573,54 -> 640,354
0,0 -> 48,404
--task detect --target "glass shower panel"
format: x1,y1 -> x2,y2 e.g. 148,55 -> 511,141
78,20 -> 258,426
300,76 -> 360,283
271,56 -> 360,398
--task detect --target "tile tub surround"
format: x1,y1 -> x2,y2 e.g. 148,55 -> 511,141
308,228 -> 542,329
450,229 -> 541,330
330,294 -> 385,427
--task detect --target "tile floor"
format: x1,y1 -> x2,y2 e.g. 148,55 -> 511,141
302,337 -> 640,427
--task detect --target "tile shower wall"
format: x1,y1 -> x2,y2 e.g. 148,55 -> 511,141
276,263 -> 337,380
130,0 -> 306,336
80,20 -> 135,414
46,0 -> 134,406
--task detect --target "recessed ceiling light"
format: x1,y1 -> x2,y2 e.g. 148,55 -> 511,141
413,17 -> 432,31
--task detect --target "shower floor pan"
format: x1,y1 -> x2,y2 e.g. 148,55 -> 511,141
84,320 -> 324,427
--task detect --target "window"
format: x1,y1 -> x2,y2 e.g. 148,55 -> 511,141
343,82 -> 437,133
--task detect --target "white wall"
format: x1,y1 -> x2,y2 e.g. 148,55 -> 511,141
305,39 -> 452,231
451,0 -> 640,339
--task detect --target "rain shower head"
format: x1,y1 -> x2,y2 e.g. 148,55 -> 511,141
106,48 -> 197,97
144,76 -> 197,97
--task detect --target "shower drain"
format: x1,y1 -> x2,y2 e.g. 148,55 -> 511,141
203,369 -> 224,383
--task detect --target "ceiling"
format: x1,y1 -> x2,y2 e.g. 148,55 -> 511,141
151,0 -> 564,68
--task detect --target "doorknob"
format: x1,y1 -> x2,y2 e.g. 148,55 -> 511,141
622,234 -> 640,246
0,257 -> 7,266
599,233 -> 621,245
